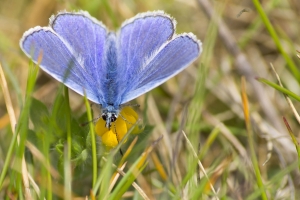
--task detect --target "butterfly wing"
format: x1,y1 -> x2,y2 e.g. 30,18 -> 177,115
117,11 -> 202,104
20,11 -> 107,104
117,11 -> 175,99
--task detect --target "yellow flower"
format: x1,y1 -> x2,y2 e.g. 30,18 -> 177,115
95,107 -> 141,148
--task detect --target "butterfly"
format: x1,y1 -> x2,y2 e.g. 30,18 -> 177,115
20,10 -> 202,128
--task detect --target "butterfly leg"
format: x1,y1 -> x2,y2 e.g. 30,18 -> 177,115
112,123 -> 124,156
120,103 -> 140,108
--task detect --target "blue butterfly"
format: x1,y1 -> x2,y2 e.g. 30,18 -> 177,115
20,10 -> 202,128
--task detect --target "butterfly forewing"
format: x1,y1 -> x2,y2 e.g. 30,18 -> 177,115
20,10 -> 202,120
20,28 -> 100,103
117,11 -> 176,99
117,13 -> 201,104
51,11 -> 107,103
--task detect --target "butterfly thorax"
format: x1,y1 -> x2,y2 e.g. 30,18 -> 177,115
101,105 -> 120,128
100,33 -> 122,128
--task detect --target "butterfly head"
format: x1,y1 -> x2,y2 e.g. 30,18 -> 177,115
101,105 -> 119,128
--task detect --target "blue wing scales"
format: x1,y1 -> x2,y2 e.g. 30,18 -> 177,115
117,11 -> 202,104
50,11 -> 107,93
117,11 -> 175,97
121,34 -> 201,103
20,11 -> 108,104
20,10 -> 202,109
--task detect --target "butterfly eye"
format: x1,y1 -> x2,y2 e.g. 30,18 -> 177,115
111,114 -> 117,122
102,114 -> 107,121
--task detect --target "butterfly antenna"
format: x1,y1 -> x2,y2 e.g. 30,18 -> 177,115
120,103 -> 140,108
90,102 -> 96,109
119,104 -> 140,126
119,113 -> 135,125
80,103 -> 100,126
80,116 -> 101,126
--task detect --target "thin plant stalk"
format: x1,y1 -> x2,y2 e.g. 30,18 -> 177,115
282,117 -> 300,171
257,78 -> 300,102
0,125 -> 19,189
0,60 -> 38,200
241,77 -> 268,200
83,93 -> 97,187
252,0 -> 300,81
64,86 -> 72,199
64,143 -> 72,200
64,86 -> 72,159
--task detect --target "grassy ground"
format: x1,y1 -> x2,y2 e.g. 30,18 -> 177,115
0,0 -> 300,199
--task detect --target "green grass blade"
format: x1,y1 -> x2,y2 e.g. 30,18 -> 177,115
242,77 -> 268,200
98,155 -> 113,200
252,0 -> 300,81
0,60 -> 38,190
257,78 -> 300,102
239,0 -> 280,48
64,86 -> 72,199
108,147 -> 151,200
83,93 -> 97,188
283,117 -> 300,171
0,126 -> 19,189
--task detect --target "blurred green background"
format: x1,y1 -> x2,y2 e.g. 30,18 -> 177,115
1,0 -> 300,199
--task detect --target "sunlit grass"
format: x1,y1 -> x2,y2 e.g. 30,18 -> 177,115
0,0 -> 300,199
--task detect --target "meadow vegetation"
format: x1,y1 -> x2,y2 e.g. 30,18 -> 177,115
0,0 -> 300,199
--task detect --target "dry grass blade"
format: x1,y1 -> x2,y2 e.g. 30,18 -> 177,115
197,0 -> 280,130
26,141 -> 60,179
145,94 -> 172,159
102,157 -> 150,200
27,173 -> 44,199
119,136 -> 138,165
282,117 -> 300,171
203,111 -> 247,158
108,162 -> 127,193
297,50 -> 300,59
138,94 -> 182,184
182,130 -> 219,199
0,63 -> 16,133
0,62 -> 32,199
241,77 -> 268,200
204,157 -> 232,193
196,0 -> 296,163
151,152 -> 168,181
270,63 -> 300,124
251,113 -> 273,166
107,138 -> 138,195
